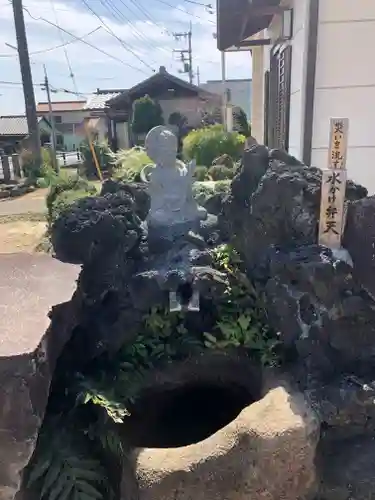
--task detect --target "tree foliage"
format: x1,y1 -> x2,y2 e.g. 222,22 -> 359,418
131,94 -> 164,135
233,107 -> 251,137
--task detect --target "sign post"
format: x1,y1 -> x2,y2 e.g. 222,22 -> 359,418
318,118 -> 349,249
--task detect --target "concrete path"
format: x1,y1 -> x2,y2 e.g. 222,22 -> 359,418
0,189 -> 48,216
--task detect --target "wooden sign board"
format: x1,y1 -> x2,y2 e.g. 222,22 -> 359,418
319,118 -> 349,248
318,169 -> 348,249
328,118 -> 349,170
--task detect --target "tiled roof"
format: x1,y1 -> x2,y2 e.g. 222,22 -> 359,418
37,101 -> 86,113
84,92 -> 124,110
0,115 -> 28,136
0,115 -> 49,136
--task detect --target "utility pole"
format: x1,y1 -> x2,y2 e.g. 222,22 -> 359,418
173,22 -> 193,84
12,0 -> 41,166
197,66 -> 200,86
43,65 -> 58,173
221,51 -> 227,131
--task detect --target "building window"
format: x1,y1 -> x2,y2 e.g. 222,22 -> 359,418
267,43 -> 292,151
54,115 -> 62,124
56,135 -> 64,148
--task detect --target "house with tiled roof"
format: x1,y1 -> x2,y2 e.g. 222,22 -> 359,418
77,89 -> 126,143
36,100 -> 89,151
0,115 -> 53,154
37,91 -> 125,151
106,66 -> 221,149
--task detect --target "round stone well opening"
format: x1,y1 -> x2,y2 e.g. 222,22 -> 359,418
121,352 -> 262,449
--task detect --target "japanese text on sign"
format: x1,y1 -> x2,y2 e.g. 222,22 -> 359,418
318,169 -> 347,249
328,118 -> 349,170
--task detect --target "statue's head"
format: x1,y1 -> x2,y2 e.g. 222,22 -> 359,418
145,126 -> 177,168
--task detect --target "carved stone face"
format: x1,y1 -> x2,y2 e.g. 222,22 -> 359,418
145,126 -> 178,168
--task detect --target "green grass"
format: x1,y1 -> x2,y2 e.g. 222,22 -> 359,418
0,213 -> 46,224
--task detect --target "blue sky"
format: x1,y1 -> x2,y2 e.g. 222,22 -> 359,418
0,0 -> 252,115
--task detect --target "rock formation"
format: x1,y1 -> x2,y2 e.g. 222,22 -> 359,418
3,141 -> 375,500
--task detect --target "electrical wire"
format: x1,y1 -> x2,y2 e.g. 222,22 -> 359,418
100,0 -> 160,61
80,0 -> 155,72
127,0 -> 172,35
153,0 -> 215,24
183,0 -> 214,10
108,0 -> 173,61
105,0 -> 175,63
0,80 -> 43,86
6,0 -> 150,75
49,0 -> 80,96
0,27 -> 101,57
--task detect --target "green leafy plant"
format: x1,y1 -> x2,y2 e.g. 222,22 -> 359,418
26,423 -> 111,500
80,139 -> 113,179
21,147 -> 54,181
78,307 -> 203,418
193,165 -> 208,181
46,175 -> 97,226
209,244 -> 279,365
131,94 -> 164,136
183,125 -> 245,167
110,147 -> 152,182
208,165 -> 235,181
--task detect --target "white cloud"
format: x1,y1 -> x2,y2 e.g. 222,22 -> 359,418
0,0 -> 252,114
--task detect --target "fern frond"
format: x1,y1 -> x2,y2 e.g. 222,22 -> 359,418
26,426 -> 108,500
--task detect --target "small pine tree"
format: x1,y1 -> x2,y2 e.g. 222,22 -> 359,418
233,107 -> 251,137
131,94 -> 164,135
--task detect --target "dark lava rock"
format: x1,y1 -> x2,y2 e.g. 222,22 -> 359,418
306,376 -> 375,440
100,179 -> 150,220
223,147 -> 367,270
344,195 -> 375,298
269,148 -> 304,166
264,245 -> 375,387
317,436 -> 375,500
51,191 -> 143,265
0,254 -> 79,500
128,239 -> 226,311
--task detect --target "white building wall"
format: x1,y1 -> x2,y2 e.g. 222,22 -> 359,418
264,0 -> 310,159
287,0 -> 309,159
311,0 -> 375,192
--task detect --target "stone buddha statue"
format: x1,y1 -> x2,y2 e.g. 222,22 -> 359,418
142,126 -> 207,238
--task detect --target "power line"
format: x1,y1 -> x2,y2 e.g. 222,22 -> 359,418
79,0 -> 155,72
0,27 -> 101,57
49,0 -> 80,96
6,0 -> 150,74
123,0 -> 172,36
0,80 -> 43,86
183,0 -> 214,10
35,19 -> 151,75
153,0 -> 215,24
101,0 -> 160,62
99,0 -> 169,67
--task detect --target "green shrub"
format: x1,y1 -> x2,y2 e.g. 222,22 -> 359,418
183,125 -> 245,167
21,147 -> 53,180
110,147 -> 152,181
131,94 -> 164,136
208,165 -> 235,181
46,175 -> 96,226
35,177 -> 50,189
192,180 -> 231,207
193,165 -> 208,181
80,139 -> 112,179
